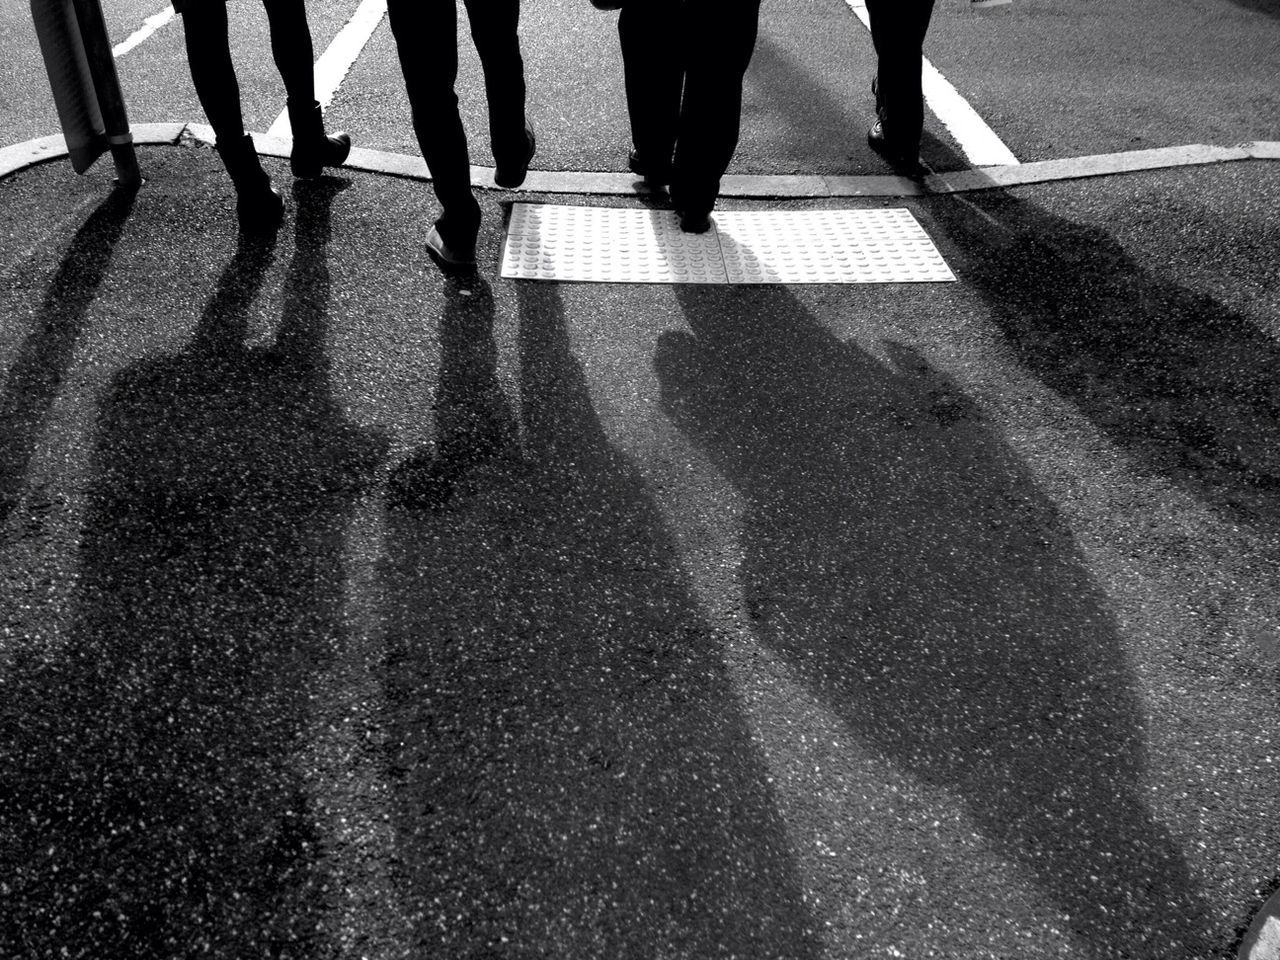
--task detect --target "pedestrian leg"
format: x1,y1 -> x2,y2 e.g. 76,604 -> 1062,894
461,0 -> 530,180
618,0 -> 684,180
261,0 -> 352,177
178,2 -> 246,145
670,0 -> 760,224
387,0 -> 482,253
865,0 -> 935,153
178,2 -> 284,230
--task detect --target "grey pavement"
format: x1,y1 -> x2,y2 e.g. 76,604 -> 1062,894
3,3 -> 1280,957
2,134 -> 1279,959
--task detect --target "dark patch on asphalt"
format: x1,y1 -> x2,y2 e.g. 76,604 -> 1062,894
378,278 -> 822,957
1,179 -> 387,959
653,283 -> 1217,959
0,187 -> 136,527
924,183 -> 1280,532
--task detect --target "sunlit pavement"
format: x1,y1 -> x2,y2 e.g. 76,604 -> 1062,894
1,131 -> 1278,958
4,0 -> 1280,955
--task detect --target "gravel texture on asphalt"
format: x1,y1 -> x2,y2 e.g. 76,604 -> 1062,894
2,146 -> 1279,959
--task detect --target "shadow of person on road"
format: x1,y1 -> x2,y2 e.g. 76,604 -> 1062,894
924,187 -> 1280,531
655,283 -> 1214,959
0,179 -> 386,959
381,279 -> 820,958
0,186 -> 136,526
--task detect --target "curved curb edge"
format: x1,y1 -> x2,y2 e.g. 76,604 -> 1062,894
2,123 -> 1277,200
1238,884 -> 1280,960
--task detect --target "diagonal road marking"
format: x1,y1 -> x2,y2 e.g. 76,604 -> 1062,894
266,0 -> 387,140
843,0 -> 1020,167
111,4 -> 175,58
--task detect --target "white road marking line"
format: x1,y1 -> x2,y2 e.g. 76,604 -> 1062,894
843,0 -> 1020,167
920,60 -> 1019,166
266,0 -> 387,140
111,5 -> 175,59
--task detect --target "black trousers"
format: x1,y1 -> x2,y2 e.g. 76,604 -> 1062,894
178,0 -> 316,145
865,0 -> 936,147
387,0 -> 527,239
618,0 -> 761,215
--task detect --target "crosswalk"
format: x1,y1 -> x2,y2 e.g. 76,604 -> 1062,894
841,0 -> 1019,167
264,0 -> 386,139
104,0 -> 1019,168
93,0 -> 981,285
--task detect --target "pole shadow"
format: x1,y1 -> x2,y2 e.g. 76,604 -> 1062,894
924,188 -> 1280,531
380,279 -> 821,958
0,180 -> 387,958
0,186 -> 136,526
654,283 -> 1215,959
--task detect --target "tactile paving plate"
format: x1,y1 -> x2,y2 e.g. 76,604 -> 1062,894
715,208 -> 955,284
502,203 -> 955,285
502,203 -> 726,283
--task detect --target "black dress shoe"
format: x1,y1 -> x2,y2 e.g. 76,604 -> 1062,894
287,99 -> 351,178
494,122 -> 536,189
867,119 -> 921,172
628,149 -> 672,188
676,208 -> 712,234
426,225 -> 477,271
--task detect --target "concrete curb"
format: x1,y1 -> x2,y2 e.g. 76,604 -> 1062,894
2,123 -> 1277,199
1240,886 -> 1280,960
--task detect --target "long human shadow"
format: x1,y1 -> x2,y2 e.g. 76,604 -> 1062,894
655,284 -> 1214,959
0,186 -> 136,525
381,279 -> 820,958
924,187 -> 1280,530
0,181 -> 386,958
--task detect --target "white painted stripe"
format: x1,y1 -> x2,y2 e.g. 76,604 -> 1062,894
112,5 -> 175,59
266,0 -> 387,140
920,60 -> 1019,166
842,0 -> 1019,167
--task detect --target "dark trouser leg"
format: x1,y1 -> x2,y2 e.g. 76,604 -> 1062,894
179,2 -> 283,229
266,0 -> 350,175
865,0 -> 935,146
179,3 -> 245,145
461,0 -> 527,168
261,0 -> 316,103
670,0 -> 760,215
387,0 -> 481,241
618,0 -> 683,172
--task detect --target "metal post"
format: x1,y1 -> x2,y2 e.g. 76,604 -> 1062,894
69,0 -> 142,188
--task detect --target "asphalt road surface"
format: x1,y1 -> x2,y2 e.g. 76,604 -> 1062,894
2,1 -> 1280,959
